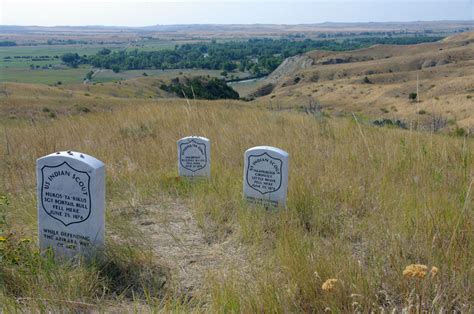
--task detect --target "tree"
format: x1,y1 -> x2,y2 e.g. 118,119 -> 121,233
223,61 -> 237,72
85,70 -> 94,80
98,48 -> 111,55
60,53 -> 81,68
112,65 -> 120,73
409,92 -> 418,101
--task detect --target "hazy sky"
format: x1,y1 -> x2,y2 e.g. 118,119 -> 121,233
1,0 -> 473,26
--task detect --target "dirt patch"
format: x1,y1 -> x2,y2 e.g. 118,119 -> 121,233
267,55 -> 313,84
132,199 -> 250,300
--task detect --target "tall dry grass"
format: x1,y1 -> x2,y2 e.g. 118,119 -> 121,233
0,99 -> 472,311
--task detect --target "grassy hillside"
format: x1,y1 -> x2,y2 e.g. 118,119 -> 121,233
256,31 -> 474,130
0,96 -> 473,311
0,76 -> 244,126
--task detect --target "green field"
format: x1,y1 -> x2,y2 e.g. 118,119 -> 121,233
0,45 -> 106,68
0,67 -> 90,84
93,68 -> 248,82
0,67 -> 249,85
0,40 -> 235,84
0,40 -> 201,69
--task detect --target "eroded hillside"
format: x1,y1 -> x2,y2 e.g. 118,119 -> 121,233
260,31 -> 474,130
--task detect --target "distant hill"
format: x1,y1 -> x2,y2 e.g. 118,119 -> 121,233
256,31 -> 474,130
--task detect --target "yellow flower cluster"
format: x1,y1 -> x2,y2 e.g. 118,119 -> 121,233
403,264 -> 440,279
403,264 -> 428,278
321,278 -> 339,292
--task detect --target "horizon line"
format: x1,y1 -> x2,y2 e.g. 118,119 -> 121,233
1,19 -> 473,29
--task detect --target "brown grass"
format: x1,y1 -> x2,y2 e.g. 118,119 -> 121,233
0,98 -> 473,311
261,31 -> 474,129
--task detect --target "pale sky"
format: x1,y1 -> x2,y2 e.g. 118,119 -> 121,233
0,0 -> 473,26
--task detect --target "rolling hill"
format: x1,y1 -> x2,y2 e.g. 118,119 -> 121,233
0,28 -> 473,312
256,31 -> 474,130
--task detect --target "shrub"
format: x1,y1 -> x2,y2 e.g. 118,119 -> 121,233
60,53 -> 80,67
77,106 -> 91,113
250,84 -> 275,98
454,127 -> 467,137
97,48 -> 111,55
160,76 -> 239,100
85,71 -> 94,81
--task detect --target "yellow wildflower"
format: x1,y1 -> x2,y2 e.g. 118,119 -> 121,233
0,236 -> 7,242
321,278 -> 339,292
430,266 -> 439,278
403,264 -> 428,279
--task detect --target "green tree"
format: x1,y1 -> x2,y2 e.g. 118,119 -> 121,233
60,53 -> 81,68
85,70 -> 94,80
98,48 -> 111,55
223,61 -> 237,72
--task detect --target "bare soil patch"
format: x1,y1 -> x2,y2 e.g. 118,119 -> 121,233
132,199 -> 250,300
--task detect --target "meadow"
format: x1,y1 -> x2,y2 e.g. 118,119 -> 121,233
0,99 -> 472,311
1,23 -> 473,312
0,40 -> 216,84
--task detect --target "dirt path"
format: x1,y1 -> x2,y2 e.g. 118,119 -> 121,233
132,199 -> 250,299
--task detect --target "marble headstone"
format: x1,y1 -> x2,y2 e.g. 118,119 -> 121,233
243,146 -> 289,208
177,136 -> 211,178
36,151 -> 105,258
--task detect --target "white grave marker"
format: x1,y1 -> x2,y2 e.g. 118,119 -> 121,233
37,151 -> 105,258
177,136 -> 211,178
243,146 -> 289,208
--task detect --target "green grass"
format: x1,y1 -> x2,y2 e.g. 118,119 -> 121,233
0,44 -> 113,57
0,45 -> 106,67
93,68 -> 239,83
0,67 -> 90,84
0,68 -> 250,85
128,40 -> 185,52
0,44 -> 106,84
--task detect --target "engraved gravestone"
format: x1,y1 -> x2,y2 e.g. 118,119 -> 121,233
37,151 -> 105,258
243,146 -> 289,208
177,136 -> 211,178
